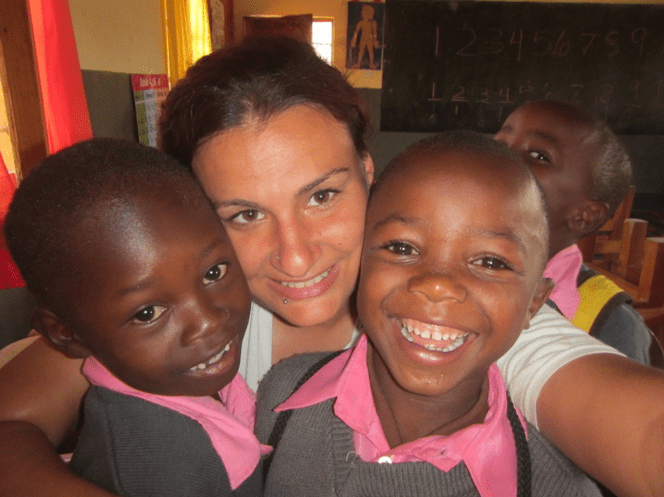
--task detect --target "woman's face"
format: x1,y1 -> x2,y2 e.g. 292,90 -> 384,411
192,105 -> 374,328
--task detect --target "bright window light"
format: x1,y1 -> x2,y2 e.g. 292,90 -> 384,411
313,20 -> 333,64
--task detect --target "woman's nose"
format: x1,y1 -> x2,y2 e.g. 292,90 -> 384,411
407,270 -> 468,303
271,218 -> 320,278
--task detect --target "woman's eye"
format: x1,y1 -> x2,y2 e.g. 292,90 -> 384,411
308,189 -> 338,207
230,209 -> 264,224
472,257 -> 511,271
385,241 -> 418,256
133,305 -> 167,324
203,263 -> 228,284
528,150 -> 549,162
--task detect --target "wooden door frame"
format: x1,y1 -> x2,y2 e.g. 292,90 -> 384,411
0,0 -> 48,180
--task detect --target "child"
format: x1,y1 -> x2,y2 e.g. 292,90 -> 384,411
494,100 -> 652,364
256,131 -> 601,496
3,138 -> 269,496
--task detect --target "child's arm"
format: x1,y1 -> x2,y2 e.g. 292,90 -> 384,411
0,337 -> 103,496
0,420 -> 117,497
0,336 -> 87,444
538,353 -> 664,497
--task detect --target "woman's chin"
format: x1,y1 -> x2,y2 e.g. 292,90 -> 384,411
259,293 -> 349,329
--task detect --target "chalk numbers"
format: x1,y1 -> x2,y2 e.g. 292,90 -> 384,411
452,26 -> 650,60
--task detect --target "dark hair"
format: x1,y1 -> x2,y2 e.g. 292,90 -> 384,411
4,138 -> 205,315
533,100 -> 632,216
159,36 -> 370,168
375,129 -> 526,195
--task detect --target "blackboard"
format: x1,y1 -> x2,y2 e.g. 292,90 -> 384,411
381,1 -> 664,134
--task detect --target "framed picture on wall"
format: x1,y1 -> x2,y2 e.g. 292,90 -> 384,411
347,1 -> 385,70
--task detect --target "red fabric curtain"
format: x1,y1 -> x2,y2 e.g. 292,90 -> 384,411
0,0 -> 93,288
28,0 -> 92,154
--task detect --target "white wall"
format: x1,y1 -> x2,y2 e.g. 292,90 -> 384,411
68,0 -> 165,73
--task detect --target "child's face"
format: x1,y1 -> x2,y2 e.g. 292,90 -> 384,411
66,190 -> 251,397
494,101 -> 601,254
358,149 -> 551,399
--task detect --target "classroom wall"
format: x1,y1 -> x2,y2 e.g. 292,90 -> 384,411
68,0 -> 165,73
68,0 -> 664,211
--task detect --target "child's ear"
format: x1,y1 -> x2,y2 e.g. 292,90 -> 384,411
523,277 -> 555,329
567,200 -> 609,239
31,307 -> 93,359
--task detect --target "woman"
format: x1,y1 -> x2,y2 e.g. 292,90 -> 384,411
0,37 -> 663,497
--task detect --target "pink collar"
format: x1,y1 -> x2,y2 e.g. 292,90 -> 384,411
544,245 -> 583,320
83,357 -> 270,490
276,335 -> 526,497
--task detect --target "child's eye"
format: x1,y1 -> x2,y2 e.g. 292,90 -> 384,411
133,305 -> 167,324
528,150 -> 549,162
229,209 -> 264,224
384,241 -> 418,256
203,263 -> 228,284
472,257 -> 512,271
308,189 -> 339,207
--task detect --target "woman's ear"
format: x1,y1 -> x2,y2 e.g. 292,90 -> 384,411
523,277 -> 555,329
31,307 -> 93,359
361,152 -> 375,187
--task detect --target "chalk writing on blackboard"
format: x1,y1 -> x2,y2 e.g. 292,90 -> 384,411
381,1 -> 664,134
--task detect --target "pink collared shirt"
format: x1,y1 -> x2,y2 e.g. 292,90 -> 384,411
83,357 -> 271,490
276,335 -> 527,497
544,244 -> 583,321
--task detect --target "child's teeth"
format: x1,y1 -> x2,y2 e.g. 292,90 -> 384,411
399,320 -> 469,353
190,342 -> 232,372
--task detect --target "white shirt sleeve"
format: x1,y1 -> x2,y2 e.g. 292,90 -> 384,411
497,303 -> 624,429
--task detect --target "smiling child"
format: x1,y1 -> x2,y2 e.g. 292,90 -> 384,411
4,138 -> 268,496
256,131 -> 601,496
494,100 -> 651,363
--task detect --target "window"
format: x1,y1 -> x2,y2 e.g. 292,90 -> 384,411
312,19 -> 333,65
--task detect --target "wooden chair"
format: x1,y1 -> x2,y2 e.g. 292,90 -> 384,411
577,185 -> 637,274
581,235 -> 664,309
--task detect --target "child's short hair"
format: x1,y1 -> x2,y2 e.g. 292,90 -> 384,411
375,130 -> 545,208
539,100 -> 632,216
4,138 -> 203,316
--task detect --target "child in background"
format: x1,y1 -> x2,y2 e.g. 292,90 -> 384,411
4,138 -> 268,496
495,99 -> 652,363
256,131 -> 601,497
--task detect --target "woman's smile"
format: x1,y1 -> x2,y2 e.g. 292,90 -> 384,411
268,264 -> 339,301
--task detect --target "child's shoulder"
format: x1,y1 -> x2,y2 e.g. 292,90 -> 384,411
255,351 -> 339,443
257,351 -> 333,403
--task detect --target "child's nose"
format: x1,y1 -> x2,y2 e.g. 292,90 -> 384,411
407,271 -> 468,303
180,295 -> 230,345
